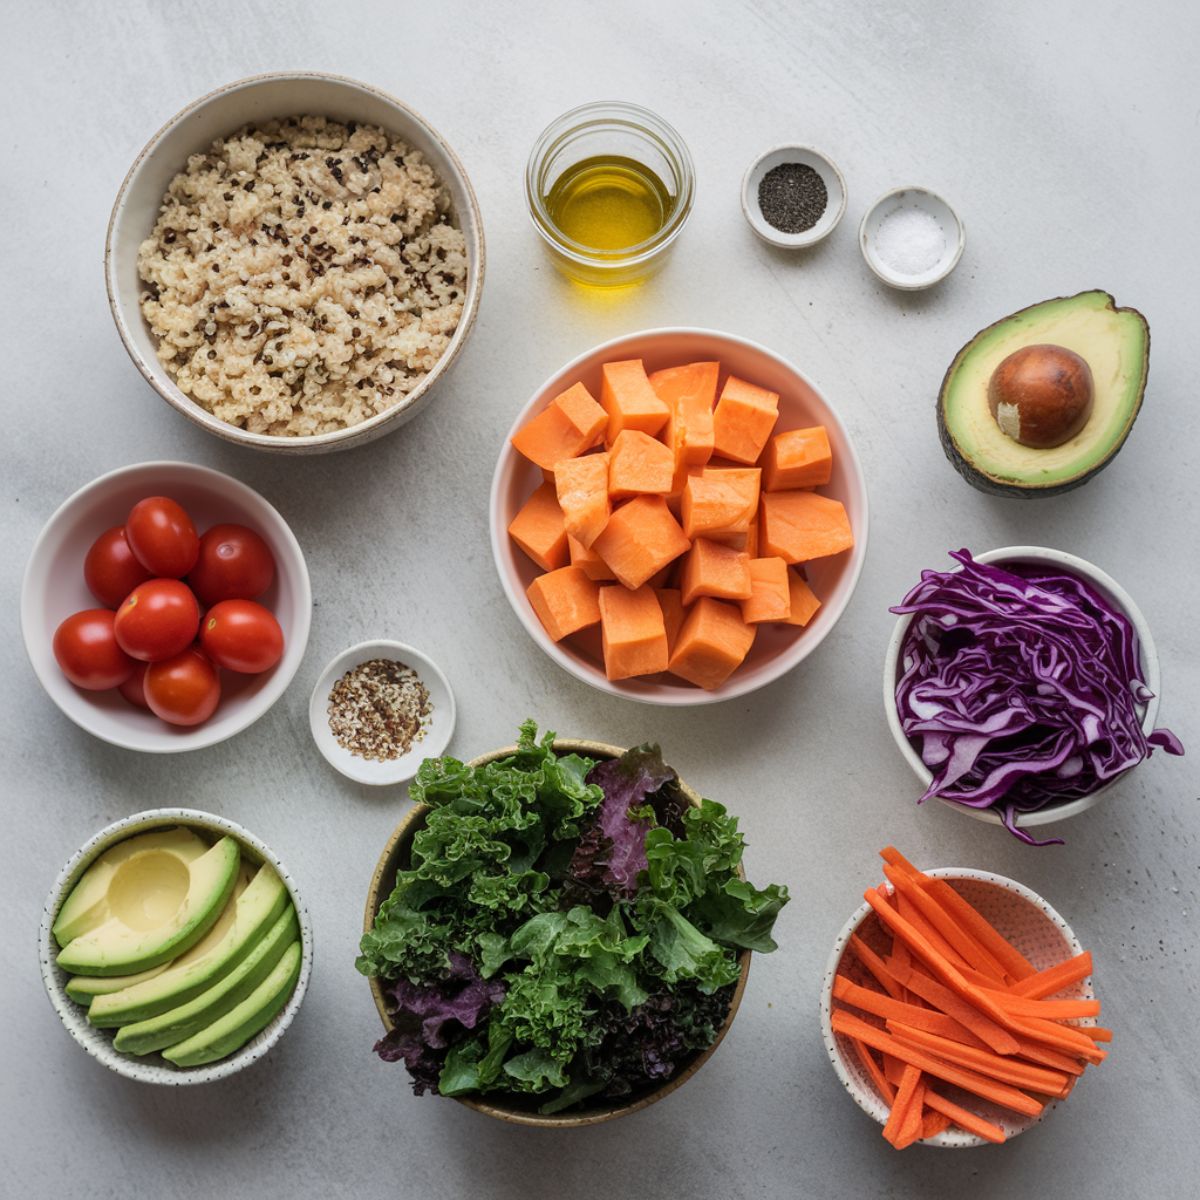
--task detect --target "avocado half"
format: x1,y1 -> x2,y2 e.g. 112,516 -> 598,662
937,290 -> 1149,498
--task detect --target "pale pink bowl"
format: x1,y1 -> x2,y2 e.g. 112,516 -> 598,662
489,328 -> 869,705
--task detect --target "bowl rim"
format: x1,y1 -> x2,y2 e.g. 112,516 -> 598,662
103,69 -> 486,453
307,637 -> 457,785
38,807 -> 313,1085
362,738 -> 751,1126
858,185 -> 965,291
19,459 -> 312,753
881,545 -> 1162,828
740,143 -> 848,249
818,866 -> 1091,1149
489,326 -> 870,706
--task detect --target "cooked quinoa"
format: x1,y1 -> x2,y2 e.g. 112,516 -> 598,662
137,116 -> 468,437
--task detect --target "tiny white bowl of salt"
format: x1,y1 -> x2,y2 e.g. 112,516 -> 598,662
860,187 -> 964,290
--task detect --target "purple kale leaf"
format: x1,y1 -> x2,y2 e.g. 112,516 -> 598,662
373,952 -> 505,1094
569,746 -> 676,895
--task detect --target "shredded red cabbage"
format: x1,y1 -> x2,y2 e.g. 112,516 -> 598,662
892,550 -> 1183,844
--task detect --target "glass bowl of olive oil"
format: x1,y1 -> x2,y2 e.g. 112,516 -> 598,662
526,101 -> 695,287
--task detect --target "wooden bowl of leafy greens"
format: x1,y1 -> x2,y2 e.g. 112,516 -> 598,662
359,720 -> 789,1126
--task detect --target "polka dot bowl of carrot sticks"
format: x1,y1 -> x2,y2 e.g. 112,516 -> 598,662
819,847 -> 1104,1149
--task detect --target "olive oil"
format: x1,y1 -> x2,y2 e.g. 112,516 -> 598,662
544,156 -> 675,252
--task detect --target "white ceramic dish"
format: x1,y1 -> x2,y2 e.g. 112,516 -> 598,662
883,546 -> 1161,831
308,639 -> 455,785
820,867 -> 1093,1148
859,186 -> 964,290
105,71 -> 484,454
741,146 -> 847,249
39,808 -> 313,1085
490,327 -> 869,706
21,460 -> 311,753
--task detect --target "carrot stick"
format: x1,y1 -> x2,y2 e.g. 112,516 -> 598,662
834,976 -> 975,1041
850,1037 -> 895,1103
920,1109 -> 953,1139
886,1021 -> 1071,1095
882,1064 -> 921,1147
1013,1039 -> 1086,1076
1007,1015 -> 1107,1063
883,1053 -> 907,1087
980,990 -> 1101,1020
889,954 -> 1021,1055
924,1089 -> 1007,1144
1089,1026 -> 1113,1044
1009,951 -> 1093,999
894,888 -> 973,972
832,1010 -> 1044,1117
884,863 -> 1009,983
847,933 -> 905,1000
865,888 -> 1020,1035
880,850 -> 1037,982
895,1074 -> 927,1149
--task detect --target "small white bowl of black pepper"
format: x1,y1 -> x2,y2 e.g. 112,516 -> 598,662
742,146 -> 847,249
308,639 -> 455,785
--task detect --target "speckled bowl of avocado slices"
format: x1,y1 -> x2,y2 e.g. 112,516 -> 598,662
39,809 -> 312,1084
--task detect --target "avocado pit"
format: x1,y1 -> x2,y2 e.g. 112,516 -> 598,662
987,344 -> 1094,449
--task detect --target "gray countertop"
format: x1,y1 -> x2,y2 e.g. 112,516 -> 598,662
3,2 -> 1197,1196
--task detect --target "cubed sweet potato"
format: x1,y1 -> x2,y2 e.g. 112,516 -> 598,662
599,585 -> 669,680
681,467 -> 761,540
608,430 -> 675,500
762,426 -> 833,491
508,482 -> 568,571
511,382 -> 607,470
679,538 -> 753,606
667,597 -> 757,690
600,360 -> 669,442
711,376 -> 779,465
592,496 -> 690,590
785,571 -> 822,626
740,557 -> 791,623
652,361 -> 717,468
759,491 -> 854,563
555,452 -> 610,548
527,566 -> 602,642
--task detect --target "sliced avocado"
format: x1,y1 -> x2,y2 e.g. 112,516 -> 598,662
163,939 -> 302,1068
937,290 -> 1149,497
114,904 -> 298,1057
66,863 -> 255,1003
66,964 -> 169,1003
89,863 -> 288,1027
56,837 -> 240,977
53,828 -> 208,947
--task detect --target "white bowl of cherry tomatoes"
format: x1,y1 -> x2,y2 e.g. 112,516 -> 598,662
21,461 -> 311,752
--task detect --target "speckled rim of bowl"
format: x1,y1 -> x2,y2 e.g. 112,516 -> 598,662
859,185 -> 964,291
39,808 -> 313,1085
308,638 -> 456,785
489,326 -> 870,706
740,144 -> 848,249
103,70 -> 485,454
819,867 -> 1091,1149
882,546 -> 1162,829
362,740 -> 751,1126
19,459 -> 312,753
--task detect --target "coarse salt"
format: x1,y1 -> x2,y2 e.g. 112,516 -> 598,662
873,207 -> 946,276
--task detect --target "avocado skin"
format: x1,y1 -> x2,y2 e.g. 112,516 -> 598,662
936,290 -> 1151,499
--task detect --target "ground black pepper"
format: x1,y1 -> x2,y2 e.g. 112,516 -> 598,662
757,162 -> 828,234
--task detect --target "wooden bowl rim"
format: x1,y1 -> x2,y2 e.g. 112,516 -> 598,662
363,738 -> 751,1126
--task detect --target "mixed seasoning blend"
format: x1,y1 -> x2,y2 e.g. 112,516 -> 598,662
328,658 -> 432,760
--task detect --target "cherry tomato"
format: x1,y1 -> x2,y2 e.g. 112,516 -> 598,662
145,648 -> 220,727
200,599 -> 284,673
125,497 -> 199,578
188,524 -> 276,605
114,579 -> 200,662
53,609 -> 136,690
83,526 -> 152,609
118,661 -> 150,709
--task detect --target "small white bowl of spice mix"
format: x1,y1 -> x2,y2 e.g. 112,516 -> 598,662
741,146 -> 847,249
860,186 -> 965,290
308,640 -> 455,785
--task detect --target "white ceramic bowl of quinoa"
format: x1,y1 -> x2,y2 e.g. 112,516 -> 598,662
105,72 -> 484,454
